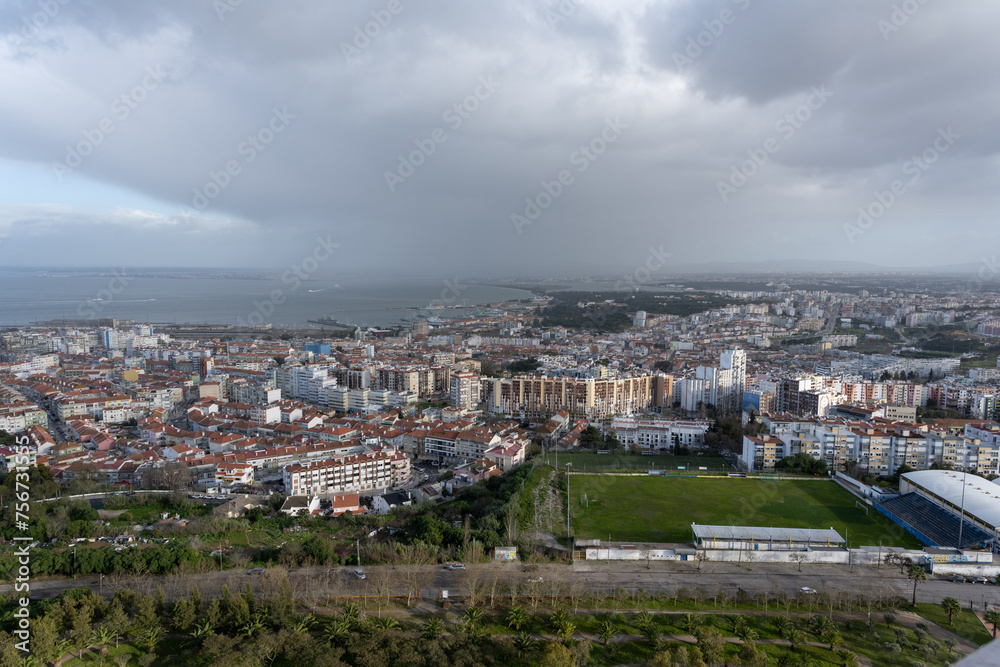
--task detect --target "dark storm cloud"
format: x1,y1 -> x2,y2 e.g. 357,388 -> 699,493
0,0 -> 998,274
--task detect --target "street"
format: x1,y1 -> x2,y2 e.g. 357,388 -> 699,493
7,560 -> 1000,613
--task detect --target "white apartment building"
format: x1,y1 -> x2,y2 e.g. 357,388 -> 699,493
679,348 -> 746,413
282,450 -> 410,495
610,417 -> 712,451
277,365 -> 337,405
449,371 -> 481,411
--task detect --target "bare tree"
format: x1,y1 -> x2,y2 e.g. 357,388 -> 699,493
504,497 -> 520,545
398,545 -> 432,607
486,562 -> 505,609
789,552 -> 807,572
368,567 -> 394,617
462,566 -> 486,608
568,576 -> 586,613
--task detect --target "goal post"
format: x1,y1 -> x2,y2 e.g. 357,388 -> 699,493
855,500 -> 869,515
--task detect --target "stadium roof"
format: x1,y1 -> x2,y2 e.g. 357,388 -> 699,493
691,524 -> 845,545
902,470 -> 1000,531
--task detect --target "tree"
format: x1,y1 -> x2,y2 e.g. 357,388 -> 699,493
462,606 -> 485,635
371,617 -> 399,634
738,640 -> 768,667
139,626 -> 164,654
736,625 -> 759,644
907,565 -> 927,606
513,632 -> 535,660
189,620 -> 214,645
789,552 -> 807,571
941,597 -> 961,625
597,619 -> 616,646
340,602 -> 364,629
539,641 -> 576,667
324,619 -> 351,646
90,627 -> 116,657
775,452 -> 827,475
985,610 -> 1000,639
506,605 -> 528,631
556,620 -> 578,644
171,599 -> 196,631
291,615 -> 315,635
694,626 -> 725,666
810,615 -> 835,639
422,618 -> 444,640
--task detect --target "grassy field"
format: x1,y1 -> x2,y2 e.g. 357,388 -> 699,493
541,452 -> 731,472
914,603 -> 994,645
571,476 -> 924,548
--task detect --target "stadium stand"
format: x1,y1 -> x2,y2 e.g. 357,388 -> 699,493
879,493 -> 992,548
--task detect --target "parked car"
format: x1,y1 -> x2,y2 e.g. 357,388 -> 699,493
973,576 -> 990,584
799,587 -> 817,595
354,569 -> 367,580
448,563 -> 466,571
948,575 -> 969,583
246,568 -> 265,575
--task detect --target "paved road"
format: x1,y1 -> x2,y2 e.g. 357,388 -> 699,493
7,560 -> 1000,613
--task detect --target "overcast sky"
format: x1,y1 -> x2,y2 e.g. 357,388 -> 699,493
0,0 -> 997,277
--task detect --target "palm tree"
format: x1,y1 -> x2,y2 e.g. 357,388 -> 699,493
728,615 -> 747,633
422,618 -> 445,640
556,620 -> 577,644
371,616 -> 400,633
325,618 -> 351,645
463,606 -> 485,635
941,597 -> 961,625
506,605 -> 528,631
189,620 -> 214,644
775,617 -> 793,639
835,648 -> 858,666
140,626 -> 164,654
634,611 -> 653,631
597,619 -> 616,646
736,626 -> 759,644
907,565 -> 927,606
787,629 -> 805,651
641,623 -> 661,648
549,609 -> 570,632
513,631 -> 535,659
341,602 -> 363,629
240,615 -> 266,639
53,638 -> 74,667
91,627 -> 117,657
985,610 -> 1000,639
681,612 -> 699,633
810,615 -> 835,639
291,614 -> 315,635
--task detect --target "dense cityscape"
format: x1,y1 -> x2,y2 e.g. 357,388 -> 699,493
3,273 -> 1000,665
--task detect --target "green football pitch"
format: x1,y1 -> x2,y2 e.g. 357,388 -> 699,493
570,475 -> 924,548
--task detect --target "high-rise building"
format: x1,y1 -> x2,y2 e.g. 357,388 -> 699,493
680,348 -> 746,413
449,371 -> 481,411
